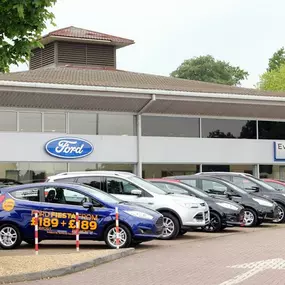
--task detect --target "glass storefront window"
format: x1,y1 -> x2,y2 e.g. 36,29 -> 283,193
19,112 -> 42,132
258,121 -> 285,140
0,111 -> 17,131
259,165 -> 285,180
0,163 -> 67,183
201,165 -> 254,174
201,119 -> 256,139
44,113 -> 66,133
98,114 -> 135,135
142,116 -> 199,137
142,164 -> 200,178
69,113 -> 97,135
69,163 -> 134,172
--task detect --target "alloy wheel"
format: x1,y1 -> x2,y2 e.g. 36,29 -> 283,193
0,226 -> 18,247
273,205 -> 285,223
243,210 -> 254,226
204,216 -> 219,232
107,227 -> 127,248
162,217 -> 175,238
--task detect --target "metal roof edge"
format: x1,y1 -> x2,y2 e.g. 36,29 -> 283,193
0,80 -> 284,102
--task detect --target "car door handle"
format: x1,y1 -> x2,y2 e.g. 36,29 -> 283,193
148,202 -> 154,205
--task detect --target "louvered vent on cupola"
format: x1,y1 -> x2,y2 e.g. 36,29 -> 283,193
29,26 -> 134,70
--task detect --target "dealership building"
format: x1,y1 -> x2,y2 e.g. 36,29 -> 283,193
1,26 -> 285,183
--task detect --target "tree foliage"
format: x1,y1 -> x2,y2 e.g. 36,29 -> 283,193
258,63 -> 285,91
267,47 -> 285,72
171,55 -> 249,86
0,0 -> 56,73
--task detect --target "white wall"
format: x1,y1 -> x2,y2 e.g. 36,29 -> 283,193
0,133 -> 137,163
0,133 -> 283,165
141,137 -> 281,165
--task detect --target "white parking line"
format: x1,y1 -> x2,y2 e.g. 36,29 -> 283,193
218,258 -> 285,285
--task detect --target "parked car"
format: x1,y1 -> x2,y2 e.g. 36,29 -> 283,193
262,179 -> 285,192
194,172 -> 285,223
0,182 -> 164,249
47,171 -> 210,240
164,174 -> 278,227
146,178 -> 244,232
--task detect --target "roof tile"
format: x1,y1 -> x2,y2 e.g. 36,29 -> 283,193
44,26 -> 134,45
0,66 -> 284,98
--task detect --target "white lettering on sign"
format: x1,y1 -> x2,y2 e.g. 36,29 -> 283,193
55,140 -> 84,154
218,258 -> 285,285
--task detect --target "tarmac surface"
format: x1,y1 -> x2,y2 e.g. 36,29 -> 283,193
2,224 -> 285,285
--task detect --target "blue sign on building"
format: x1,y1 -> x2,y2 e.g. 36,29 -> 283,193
45,137 -> 93,159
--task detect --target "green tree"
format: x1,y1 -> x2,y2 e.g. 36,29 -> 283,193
258,63 -> 285,91
0,0 -> 56,73
170,55 -> 249,86
267,47 -> 285,72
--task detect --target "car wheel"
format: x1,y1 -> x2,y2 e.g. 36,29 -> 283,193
0,224 -> 22,249
203,212 -> 222,232
243,208 -> 257,227
273,203 -> 285,223
104,224 -> 131,249
159,212 -> 180,240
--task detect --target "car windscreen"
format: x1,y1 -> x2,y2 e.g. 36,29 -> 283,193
216,179 -> 249,195
128,176 -> 167,195
180,183 -> 209,198
77,184 -> 122,203
248,176 -> 277,191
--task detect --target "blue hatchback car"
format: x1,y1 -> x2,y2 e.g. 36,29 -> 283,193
0,182 -> 163,249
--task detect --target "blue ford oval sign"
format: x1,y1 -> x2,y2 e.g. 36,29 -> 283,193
45,137 -> 93,159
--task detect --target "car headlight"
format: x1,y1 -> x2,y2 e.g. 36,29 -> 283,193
216,202 -> 238,210
124,211 -> 153,220
252,198 -> 273,207
282,194 -> 285,197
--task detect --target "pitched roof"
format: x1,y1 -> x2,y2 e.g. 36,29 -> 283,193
42,26 -> 134,47
0,66 -> 284,97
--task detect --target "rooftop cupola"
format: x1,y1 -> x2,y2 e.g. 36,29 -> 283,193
29,26 -> 134,70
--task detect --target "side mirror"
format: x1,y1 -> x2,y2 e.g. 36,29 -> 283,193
83,202 -> 93,209
131,189 -> 142,196
247,187 -> 259,193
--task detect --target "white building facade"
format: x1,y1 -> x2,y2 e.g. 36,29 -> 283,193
0,26 -> 285,182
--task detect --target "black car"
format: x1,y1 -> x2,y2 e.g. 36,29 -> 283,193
195,172 -> 285,223
147,178 -> 244,232
164,175 -> 279,227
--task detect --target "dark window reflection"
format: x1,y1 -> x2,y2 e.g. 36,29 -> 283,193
202,119 -> 256,139
142,116 -> 199,137
258,121 -> 285,140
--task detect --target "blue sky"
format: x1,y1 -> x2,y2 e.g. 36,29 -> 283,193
11,0 -> 285,88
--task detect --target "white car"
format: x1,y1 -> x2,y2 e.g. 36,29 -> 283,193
47,171 -> 210,240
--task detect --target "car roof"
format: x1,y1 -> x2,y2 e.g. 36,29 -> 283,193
146,178 -> 181,183
195,172 -> 253,177
48,171 -> 136,180
0,182 -> 86,193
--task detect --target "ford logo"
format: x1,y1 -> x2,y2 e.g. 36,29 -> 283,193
45,137 -> 93,159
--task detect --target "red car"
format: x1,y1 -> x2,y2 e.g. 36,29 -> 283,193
262,179 -> 285,192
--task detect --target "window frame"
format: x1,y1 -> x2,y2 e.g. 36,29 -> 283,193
9,187 -> 42,203
42,186 -> 104,208
105,176 -> 150,197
